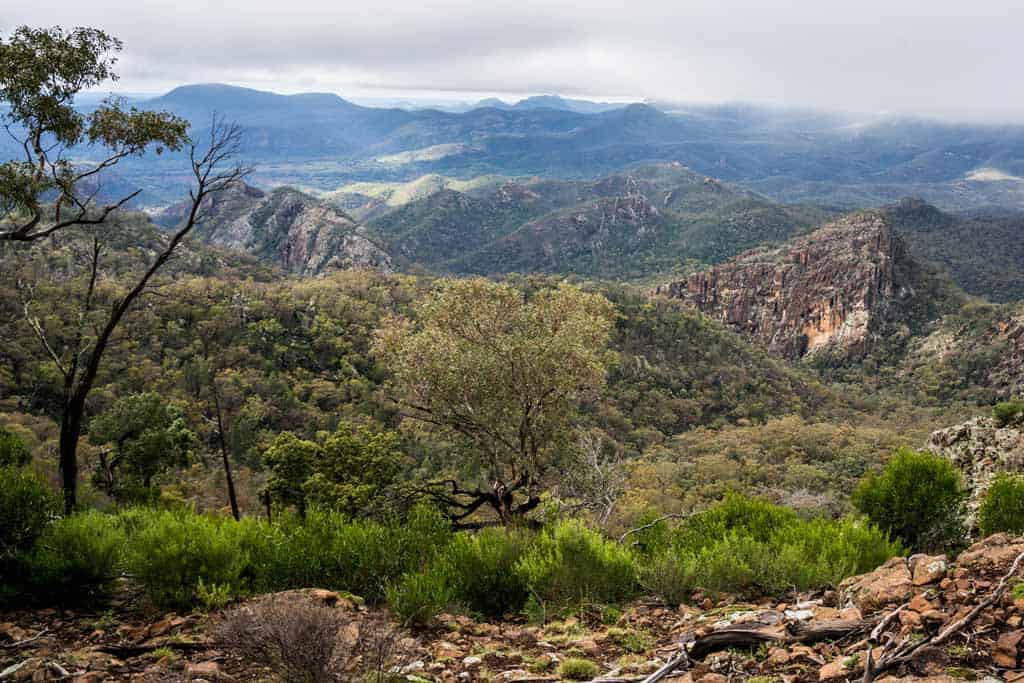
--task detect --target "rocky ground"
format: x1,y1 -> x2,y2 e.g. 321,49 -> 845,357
3,535 -> 1023,682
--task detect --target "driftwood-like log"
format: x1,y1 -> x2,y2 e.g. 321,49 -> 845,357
688,618 -> 874,659
95,641 -> 210,658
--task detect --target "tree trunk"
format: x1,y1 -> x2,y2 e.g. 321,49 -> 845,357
58,400 -> 84,514
211,380 -> 240,520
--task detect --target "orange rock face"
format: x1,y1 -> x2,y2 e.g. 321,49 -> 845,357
654,211 -> 911,360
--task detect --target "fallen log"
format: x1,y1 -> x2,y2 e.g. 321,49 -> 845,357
94,641 -> 210,658
688,618 -> 874,659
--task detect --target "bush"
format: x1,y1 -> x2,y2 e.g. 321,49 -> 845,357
123,508 -> 270,608
979,474 -> 1024,536
993,400 -> 1024,428
516,519 -> 638,610
0,426 -> 30,467
215,595 -> 349,683
389,526 -> 531,623
264,505 -> 450,603
27,510 -> 126,600
0,466 -> 57,561
557,658 -> 601,680
852,449 -> 966,552
642,495 -> 902,603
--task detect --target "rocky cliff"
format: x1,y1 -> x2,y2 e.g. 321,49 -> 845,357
653,211 -> 918,359
156,183 -> 392,276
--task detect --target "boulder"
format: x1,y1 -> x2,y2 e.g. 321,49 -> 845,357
839,557 -> 913,612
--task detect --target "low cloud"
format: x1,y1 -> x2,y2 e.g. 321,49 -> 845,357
5,0 -> 1024,121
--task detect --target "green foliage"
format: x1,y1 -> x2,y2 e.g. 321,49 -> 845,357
88,392 -> 195,499
557,658 -> 601,681
516,520 -> 639,610
263,504 -> 450,603
26,510 -> 125,600
262,431 -> 318,515
0,25 -> 188,239
0,465 -> 57,560
374,278 -> 616,523
392,526 -> 531,623
979,474 -> 1024,537
122,507 -> 269,608
993,400 -> 1024,428
642,495 -> 902,603
385,566 -> 453,627
0,426 -> 30,466
853,449 -> 966,552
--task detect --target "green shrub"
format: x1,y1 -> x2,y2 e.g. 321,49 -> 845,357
516,519 -> 638,610
557,658 -> 601,680
264,504 -> 450,603
0,426 -> 30,467
0,466 -> 57,560
979,474 -> 1024,536
852,449 -> 966,552
389,526 -> 531,623
27,510 -> 126,600
123,508 -> 270,608
642,496 -> 902,603
386,566 -> 453,626
993,400 -> 1024,428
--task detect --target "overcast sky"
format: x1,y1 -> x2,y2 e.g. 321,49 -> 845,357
5,0 -> 1024,121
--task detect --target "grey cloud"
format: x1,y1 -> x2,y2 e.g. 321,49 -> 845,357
4,0 -> 1024,121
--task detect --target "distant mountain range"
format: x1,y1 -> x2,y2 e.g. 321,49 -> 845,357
14,83 -> 1022,212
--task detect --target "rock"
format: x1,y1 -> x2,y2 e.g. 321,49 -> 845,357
839,557 -> 913,612
461,656 -> 482,669
155,183 -> 393,276
765,647 -> 790,666
72,674 -> 106,683
996,630 -> 1024,668
655,211 -> 911,360
927,418 -> 1024,526
185,661 -> 226,680
696,675 -> 728,683
958,534 -> 1024,576
910,554 -> 948,585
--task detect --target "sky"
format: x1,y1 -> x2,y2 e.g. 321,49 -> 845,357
5,0 -> 1024,121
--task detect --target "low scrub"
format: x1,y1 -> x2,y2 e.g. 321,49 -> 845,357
979,474 -> 1024,536
516,519 -> 639,611
852,448 -> 966,552
27,510 -> 126,600
642,494 -> 902,604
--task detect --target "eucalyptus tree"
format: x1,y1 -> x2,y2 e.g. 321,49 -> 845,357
2,25 -> 248,512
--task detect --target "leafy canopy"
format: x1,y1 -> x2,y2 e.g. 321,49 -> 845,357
0,26 -> 189,241
373,278 -> 616,522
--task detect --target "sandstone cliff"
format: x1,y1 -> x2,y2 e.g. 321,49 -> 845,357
653,211 -> 915,359
155,183 -> 392,276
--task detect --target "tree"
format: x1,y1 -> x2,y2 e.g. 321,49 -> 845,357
0,26 -> 188,242
88,392 -> 194,501
373,278 -> 616,526
262,422 -> 406,518
16,115 -> 247,513
852,448 -> 966,552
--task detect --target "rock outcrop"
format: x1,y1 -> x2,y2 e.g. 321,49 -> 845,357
653,211 -> 915,359
156,182 -> 392,276
928,416 -> 1024,527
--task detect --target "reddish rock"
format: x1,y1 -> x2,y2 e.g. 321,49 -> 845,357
655,211 -> 908,360
996,630 -> 1024,668
910,554 -> 948,585
839,557 -> 913,612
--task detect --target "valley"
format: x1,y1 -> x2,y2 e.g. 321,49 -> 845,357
4,25 -> 1024,683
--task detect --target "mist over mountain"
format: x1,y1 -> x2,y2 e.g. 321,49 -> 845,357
40,83 -> 1024,213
